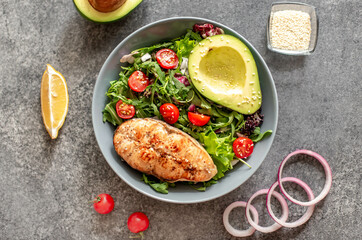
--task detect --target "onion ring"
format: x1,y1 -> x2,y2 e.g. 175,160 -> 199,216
245,189 -> 289,233
278,149 -> 332,206
223,201 -> 259,237
267,177 -> 315,228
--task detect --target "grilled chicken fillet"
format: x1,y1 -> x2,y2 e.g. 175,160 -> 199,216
113,118 -> 217,182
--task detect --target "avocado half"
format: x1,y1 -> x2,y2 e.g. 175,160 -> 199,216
188,34 -> 261,115
73,0 -> 142,23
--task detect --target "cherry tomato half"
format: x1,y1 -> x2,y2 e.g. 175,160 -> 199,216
93,193 -> 114,214
188,112 -> 210,126
156,49 -> 179,69
160,103 -> 179,124
128,70 -> 149,92
127,212 -> 149,233
116,100 -> 135,119
233,137 -> 254,159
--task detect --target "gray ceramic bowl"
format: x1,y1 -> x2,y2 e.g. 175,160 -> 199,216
92,17 -> 278,204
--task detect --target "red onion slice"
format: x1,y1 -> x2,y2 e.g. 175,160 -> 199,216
223,201 -> 259,237
278,150 -> 332,206
245,189 -> 289,233
188,104 -> 196,112
267,177 -> 315,228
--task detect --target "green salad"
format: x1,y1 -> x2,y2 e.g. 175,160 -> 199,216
103,24 -> 272,193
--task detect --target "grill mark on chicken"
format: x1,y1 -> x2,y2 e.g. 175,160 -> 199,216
113,118 -> 217,182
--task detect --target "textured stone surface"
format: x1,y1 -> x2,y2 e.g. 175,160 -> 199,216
0,0 -> 361,239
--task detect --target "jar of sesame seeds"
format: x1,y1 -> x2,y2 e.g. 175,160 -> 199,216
267,2 -> 319,55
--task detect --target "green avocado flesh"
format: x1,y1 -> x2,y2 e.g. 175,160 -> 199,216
188,34 -> 261,115
73,0 -> 142,23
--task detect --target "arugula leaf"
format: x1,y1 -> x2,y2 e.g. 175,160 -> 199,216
102,101 -> 122,125
249,127 -> 273,143
136,42 -> 173,55
235,158 -> 252,168
190,179 -> 218,191
212,110 -> 235,128
142,174 -> 174,194
191,91 -> 212,109
185,29 -> 203,42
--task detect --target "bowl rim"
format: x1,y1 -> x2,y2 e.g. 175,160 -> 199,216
92,16 -> 278,204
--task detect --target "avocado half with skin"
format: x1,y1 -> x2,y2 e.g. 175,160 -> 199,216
188,34 -> 261,115
73,0 -> 142,23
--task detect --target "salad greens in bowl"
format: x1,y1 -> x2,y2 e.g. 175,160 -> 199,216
92,17 -> 278,204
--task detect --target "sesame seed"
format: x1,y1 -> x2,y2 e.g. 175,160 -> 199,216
250,82 -> 254,85
247,59 -> 250,62
270,10 -> 311,50
252,73 -> 255,76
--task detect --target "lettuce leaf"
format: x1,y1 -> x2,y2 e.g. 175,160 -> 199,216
198,128 -> 236,180
175,36 -> 197,60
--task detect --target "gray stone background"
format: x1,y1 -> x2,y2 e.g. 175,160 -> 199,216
0,0 -> 361,239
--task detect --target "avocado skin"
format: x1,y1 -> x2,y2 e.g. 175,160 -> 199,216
188,34 -> 262,115
73,0 -> 142,24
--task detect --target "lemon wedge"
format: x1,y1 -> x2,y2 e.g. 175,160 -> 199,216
41,64 -> 69,139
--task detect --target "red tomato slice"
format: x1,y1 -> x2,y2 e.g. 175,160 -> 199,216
156,49 -> 179,69
160,103 -> 179,124
93,194 -> 114,214
127,212 -> 149,233
188,112 -> 210,126
233,137 -> 254,159
116,100 -> 135,119
128,70 -> 149,92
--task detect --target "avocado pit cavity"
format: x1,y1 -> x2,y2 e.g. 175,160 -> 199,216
199,46 -> 246,91
88,0 -> 126,12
